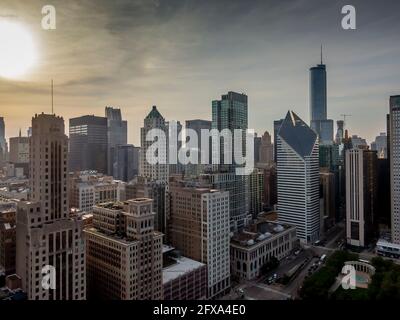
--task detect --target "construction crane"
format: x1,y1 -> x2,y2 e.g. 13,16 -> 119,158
340,114 -> 352,127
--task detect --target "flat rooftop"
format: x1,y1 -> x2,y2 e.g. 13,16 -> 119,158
162,256 -> 205,284
231,220 -> 293,248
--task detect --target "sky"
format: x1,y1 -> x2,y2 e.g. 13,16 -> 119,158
0,0 -> 400,145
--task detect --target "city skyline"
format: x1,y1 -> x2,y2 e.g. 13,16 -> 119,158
1,0 -> 400,145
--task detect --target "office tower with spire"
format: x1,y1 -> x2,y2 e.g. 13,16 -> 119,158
16,113 -> 86,300
277,111 -> 320,243
390,95 -> 400,244
310,47 -> 334,145
335,120 -> 344,144
140,106 -> 169,183
105,107 -> 128,177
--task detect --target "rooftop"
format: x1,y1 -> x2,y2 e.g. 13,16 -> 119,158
231,219 -> 294,248
162,256 -> 206,284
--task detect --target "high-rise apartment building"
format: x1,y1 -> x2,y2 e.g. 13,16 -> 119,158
105,107 -> 128,177
169,178 -> 230,298
277,111 -> 320,243
85,199 -> 163,300
69,115 -> 108,174
140,106 -> 169,183
390,95 -> 400,244
16,113 -> 86,300
345,149 -> 378,247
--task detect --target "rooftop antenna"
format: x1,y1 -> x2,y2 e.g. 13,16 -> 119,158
320,44 -> 323,65
51,79 -> 54,114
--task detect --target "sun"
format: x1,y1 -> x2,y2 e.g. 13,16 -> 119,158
0,20 -> 38,79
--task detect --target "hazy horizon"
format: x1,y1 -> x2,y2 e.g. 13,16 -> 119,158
1,0 -> 400,145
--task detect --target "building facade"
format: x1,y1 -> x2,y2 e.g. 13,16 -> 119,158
69,115 -> 108,174
346,149 -> 378,247
277,111 -> 320,244
169,180 -> 230,299
390,95 -> 400,244
16,113 -> 86,300
85,199 -> 163,300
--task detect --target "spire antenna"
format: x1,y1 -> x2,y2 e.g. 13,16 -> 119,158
320,44 -> 323,65
51,79 -> 54,114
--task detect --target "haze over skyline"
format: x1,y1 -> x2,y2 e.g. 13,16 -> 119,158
1,0 -> 400,145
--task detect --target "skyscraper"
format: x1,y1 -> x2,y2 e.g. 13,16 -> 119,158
371,133 -> 387,159
335,120 -> 344,144
211,91 -> 249,229
113,144 -> 139,182
69,115 -> 108,174
0,117 -> 7,164
105,107 -> 128,177
185,119 -> 212,175
309,50 -> 334,145
259,131 -> 274,166
277,111 -> 320,243
16,113 -> 86,300
139,106 -> 169,183
390,95 -> 400,244
169,178 -> 230,299
85,199 -> 163,300
273,119 -> 284,163
345,149 -> 378,247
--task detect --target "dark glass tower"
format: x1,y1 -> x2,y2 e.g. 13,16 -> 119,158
69,115 -> 108,173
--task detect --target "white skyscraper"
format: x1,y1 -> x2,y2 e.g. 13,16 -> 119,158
277,111 -> 320,244
16,113 -> 86,300
139,106 -> 169,183
390,95 -> 400,244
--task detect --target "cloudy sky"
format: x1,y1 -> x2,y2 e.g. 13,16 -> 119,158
0,0 -> 399,145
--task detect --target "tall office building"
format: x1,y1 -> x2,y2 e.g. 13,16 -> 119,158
9,132 -> 29,164
211,92 -> 249,229
248,169 -> 264,218
69,115 -> 108,174
273,119 -> 284,163
371,133 -> 387,159
0,117 -> 7,164
277,111 -> 320,243
125,176 -> 168,236
254,134 -> 261,164
185,119 -> 212,175
309,51 -> 334,145
259,131 -> 274,166
169,178 -> 230,298
113,144 -> 139,182
16,113 -> 86,300
335,120 -> 344,144
85,199 -> 163,300
167,120 -> 183,175
105,107 -> 128,177
140,106 -> 169,183
345,149 -> 378,247
390,95 -> 400,244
